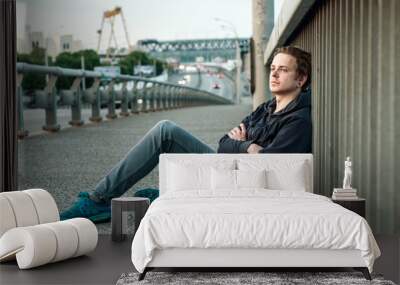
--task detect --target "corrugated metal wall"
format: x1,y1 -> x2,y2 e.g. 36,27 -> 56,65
289,0 -> 399,234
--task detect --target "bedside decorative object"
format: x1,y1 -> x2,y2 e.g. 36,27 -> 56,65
111,197 -> 150,242
332,157 -> 358,200
332,188 -> 358,200
342,156 -> 353,189
331,198 -> 366,218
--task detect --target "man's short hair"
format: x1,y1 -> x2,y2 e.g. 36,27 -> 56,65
271,46 -> 312,91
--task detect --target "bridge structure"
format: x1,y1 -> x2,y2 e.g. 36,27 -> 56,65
137,38 -> 250,63
16,63 -> 233,139
136,38 -> 252,106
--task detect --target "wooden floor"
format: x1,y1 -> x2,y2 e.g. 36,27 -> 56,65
0,235 -> 398,285
0,235 -> 133,285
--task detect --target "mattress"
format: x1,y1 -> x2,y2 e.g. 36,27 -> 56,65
131,190 -> 381,273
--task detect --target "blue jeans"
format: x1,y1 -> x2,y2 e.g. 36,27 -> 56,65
93,120 -> 216,202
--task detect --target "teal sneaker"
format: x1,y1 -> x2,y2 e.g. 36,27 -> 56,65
134,188 -> 159,203
60,192 -> 111,223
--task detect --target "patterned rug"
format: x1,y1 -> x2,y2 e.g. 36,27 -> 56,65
116,271 -> 396,285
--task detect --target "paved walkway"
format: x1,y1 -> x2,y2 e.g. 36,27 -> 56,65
18,96 -> 253,233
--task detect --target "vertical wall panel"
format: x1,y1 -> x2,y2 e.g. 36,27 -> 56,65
0,0 -> 18,192
357,0 -> 366,222
332,0 -> 340,185
378,0 -> 396,233
395,0 -> 400,233
289,0 -> 399,234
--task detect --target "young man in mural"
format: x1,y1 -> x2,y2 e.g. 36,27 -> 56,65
61,46 -> 312,222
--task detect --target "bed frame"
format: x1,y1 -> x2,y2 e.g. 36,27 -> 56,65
140,248 -> 370,280
138,154 -> 372,281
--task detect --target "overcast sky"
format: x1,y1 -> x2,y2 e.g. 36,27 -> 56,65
17,0 -> 250,49
17,0 -> 284,51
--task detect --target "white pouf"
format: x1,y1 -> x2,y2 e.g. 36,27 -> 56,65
0,189 -> 98,269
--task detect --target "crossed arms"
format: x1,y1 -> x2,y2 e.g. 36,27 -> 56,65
227,123 -> 263,154
217,113 -> 312,154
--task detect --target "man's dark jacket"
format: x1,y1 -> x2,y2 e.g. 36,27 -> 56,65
217,90 -> 312,153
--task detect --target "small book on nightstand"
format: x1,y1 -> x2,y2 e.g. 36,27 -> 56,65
332,188 -> 358,200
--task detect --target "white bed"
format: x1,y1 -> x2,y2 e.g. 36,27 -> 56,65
131,154 -> 381,280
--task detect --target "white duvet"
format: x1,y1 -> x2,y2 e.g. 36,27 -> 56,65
131,190 -> 381,273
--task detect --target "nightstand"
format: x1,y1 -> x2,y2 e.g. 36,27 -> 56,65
111,197 -> 150,242
332,198 -> 366,218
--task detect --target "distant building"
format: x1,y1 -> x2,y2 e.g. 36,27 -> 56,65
60,35 -> 83,53
16,1 -> 84,57
16,1 -> 30,54
45,37 -> 59,59
72,40 -> 83,52
131,44 -> 147,53
30,32 -> 44,49
60,35 -> 73,52
165,57 -> 179,69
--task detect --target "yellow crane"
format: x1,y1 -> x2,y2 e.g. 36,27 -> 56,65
97,6 -> 132,62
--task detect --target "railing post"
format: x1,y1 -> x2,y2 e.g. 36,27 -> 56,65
157,85 -> 164,111
164,86 -> 170,110
130,81 -> 140,114
126,81 -> 134,113
137,82 -> 145,113
143,82 -> 151,113
41,75 -> 60,132
198,91 -> 203,106
148,83 -> 155,112
196,91 -> 200,106
186,89 -> 191,107
182,89 -> 186,107
16,73 -> 29,138
191,91 -> 195,107
167,86 -> 173,109
68,77 -> 84,126
83,78 -> 102,122
192,90 -> 197,107
106,81 -> 117,119
178,88 -> 182,108
158,84 -> 163,111
200,91 -> 204,106
176,87 -> 181,108
168,86 -> 176,110
119,82 -> 130,116
195,91 -> 199,106
177,88 -> 183,108
151,84 -> 158,112
140,83 -> 147,113
170,87 -> 178,109
171,87 -> 177,109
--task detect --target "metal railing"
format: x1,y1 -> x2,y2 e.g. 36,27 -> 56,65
16,63 -> 233,138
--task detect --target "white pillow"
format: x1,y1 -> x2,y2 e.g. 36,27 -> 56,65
211,168 -> 236,190
211,168 -> 267,190
237,169 -> 267,188
167,160 -> 235,192
237,159 -> 309,192
265,162 -> 307,191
